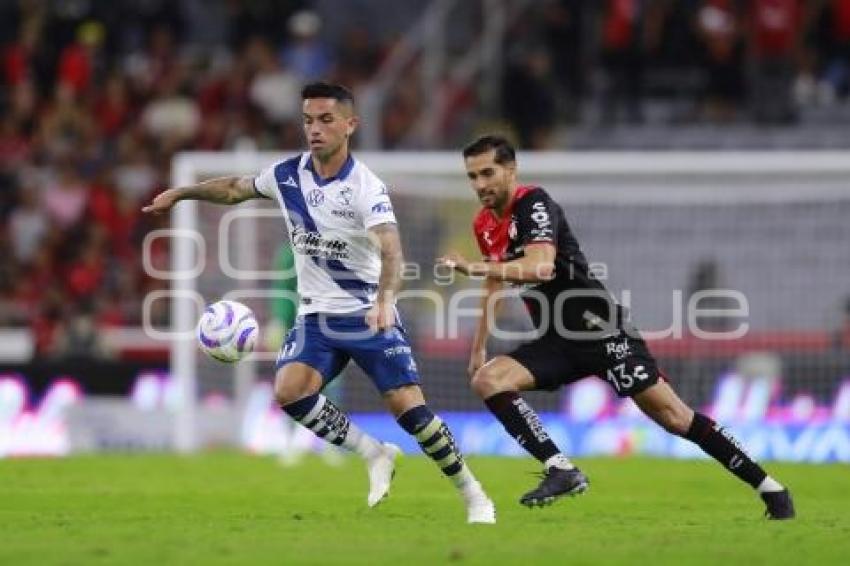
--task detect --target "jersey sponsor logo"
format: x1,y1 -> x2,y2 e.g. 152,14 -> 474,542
279,175 -> 298,188
306,188 -> 325,207
377,185 -> 389,196
331,209 -> 355,219
371,201 -> 393,214
291,226 -> 350,259
529,201 -> 553,240
384,345 -> 412,357
336,187 -> 353,206
605,339 -> 632,360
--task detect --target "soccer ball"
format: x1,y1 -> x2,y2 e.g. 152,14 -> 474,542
197,300 -> 259,363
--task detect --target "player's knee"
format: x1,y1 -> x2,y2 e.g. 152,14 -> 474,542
654,404 -> 691,436
470,366 -> 495,398
470,363 -> 512,399
273,372 -> 311,407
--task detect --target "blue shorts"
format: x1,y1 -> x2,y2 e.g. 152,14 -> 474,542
276,310 -> 421,393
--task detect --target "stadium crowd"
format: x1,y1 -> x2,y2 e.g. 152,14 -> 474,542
1,0 -> 849,356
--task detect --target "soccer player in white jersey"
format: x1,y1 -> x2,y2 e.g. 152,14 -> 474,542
143,82 -> 495,524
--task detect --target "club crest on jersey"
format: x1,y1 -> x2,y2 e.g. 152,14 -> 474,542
307,188 -> 324,207
336,187 -> 353,206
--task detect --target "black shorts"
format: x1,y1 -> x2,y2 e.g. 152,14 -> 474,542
508,327 -> 661,398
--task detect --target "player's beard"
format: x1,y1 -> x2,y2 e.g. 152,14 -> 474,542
312,139 -> 343,163
489,185 -> 511,212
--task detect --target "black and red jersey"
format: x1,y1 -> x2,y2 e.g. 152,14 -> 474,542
473,185 -> 623,334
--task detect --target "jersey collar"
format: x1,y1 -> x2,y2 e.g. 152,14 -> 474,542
304,153 -> 355,187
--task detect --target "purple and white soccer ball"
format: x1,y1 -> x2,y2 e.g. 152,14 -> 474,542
197,300 -> 259,363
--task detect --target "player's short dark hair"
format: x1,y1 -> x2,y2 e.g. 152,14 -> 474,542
462,135 -> 516,165
301,81 -> 355,106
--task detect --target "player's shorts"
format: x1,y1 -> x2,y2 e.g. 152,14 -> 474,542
508,325 -> 661,398
276,310 -> 420,394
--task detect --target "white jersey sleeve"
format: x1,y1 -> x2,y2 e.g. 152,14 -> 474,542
358,173 -> 397,229
253,164 -> 278,199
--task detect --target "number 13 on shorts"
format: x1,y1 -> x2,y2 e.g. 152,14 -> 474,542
605,363 -> 650,394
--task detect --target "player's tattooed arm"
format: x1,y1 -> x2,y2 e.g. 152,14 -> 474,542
366,222 -> 403,330
142,176 -> 260,214
438,243 -> 555,283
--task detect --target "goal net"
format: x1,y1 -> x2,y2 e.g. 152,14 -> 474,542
158,150 -> 850,453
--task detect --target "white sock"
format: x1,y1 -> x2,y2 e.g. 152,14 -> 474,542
452,464 -> 478,492
757,476 -> 784,494
453,465 -> 490,503
544,453 -> 575,471
344,425 -> 384,461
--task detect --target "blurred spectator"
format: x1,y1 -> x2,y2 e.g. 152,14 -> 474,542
815,0 -> 850,101
93,74 -> 134,139
113,139 -> 158,204
2,16 -> 50,88
748,0 -> 802,124
64,232 -> 106,300
56,21 -> 105,95
697,0 -> 746,121
541,0 -> 587,119
598,0 -> 646,124
140,70 -> 201,146
9,185 -> 47,263
280,9 -> 334,82
502,48 -> 558,148
335,28 -> 382,88
246,37 -> 301,124
39,83 -> 94,158
42,162 -> 89,229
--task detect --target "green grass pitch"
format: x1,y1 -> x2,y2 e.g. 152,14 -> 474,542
1,453 -> 848,565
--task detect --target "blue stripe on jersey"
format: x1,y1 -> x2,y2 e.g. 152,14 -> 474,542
274,157 -> 377,304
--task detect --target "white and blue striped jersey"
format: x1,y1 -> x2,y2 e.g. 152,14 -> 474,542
254,152 -> 397,315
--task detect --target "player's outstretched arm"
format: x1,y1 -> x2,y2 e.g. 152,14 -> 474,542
468,277 -> 504,378
366,222 -> 403,330
142,175 -> 260,214
438,243 -> 555,284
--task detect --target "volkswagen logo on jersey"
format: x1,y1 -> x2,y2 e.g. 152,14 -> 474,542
307,188 -> 324,207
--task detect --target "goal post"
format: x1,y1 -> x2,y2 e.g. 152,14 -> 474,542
164,150 -> 850,453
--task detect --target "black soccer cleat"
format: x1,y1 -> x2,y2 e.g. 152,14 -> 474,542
519,466 -> 589,507
761,489 -> 795,520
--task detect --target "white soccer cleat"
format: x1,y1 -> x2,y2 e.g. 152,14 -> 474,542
366,443 -> 401,507
464,483 -> 496,524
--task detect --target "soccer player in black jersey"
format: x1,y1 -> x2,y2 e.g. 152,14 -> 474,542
437,135 -> 795,519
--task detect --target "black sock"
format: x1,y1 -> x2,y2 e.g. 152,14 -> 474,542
484,391 -> 560,464
685,412 -> 767,488
397,405 -> 467,481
